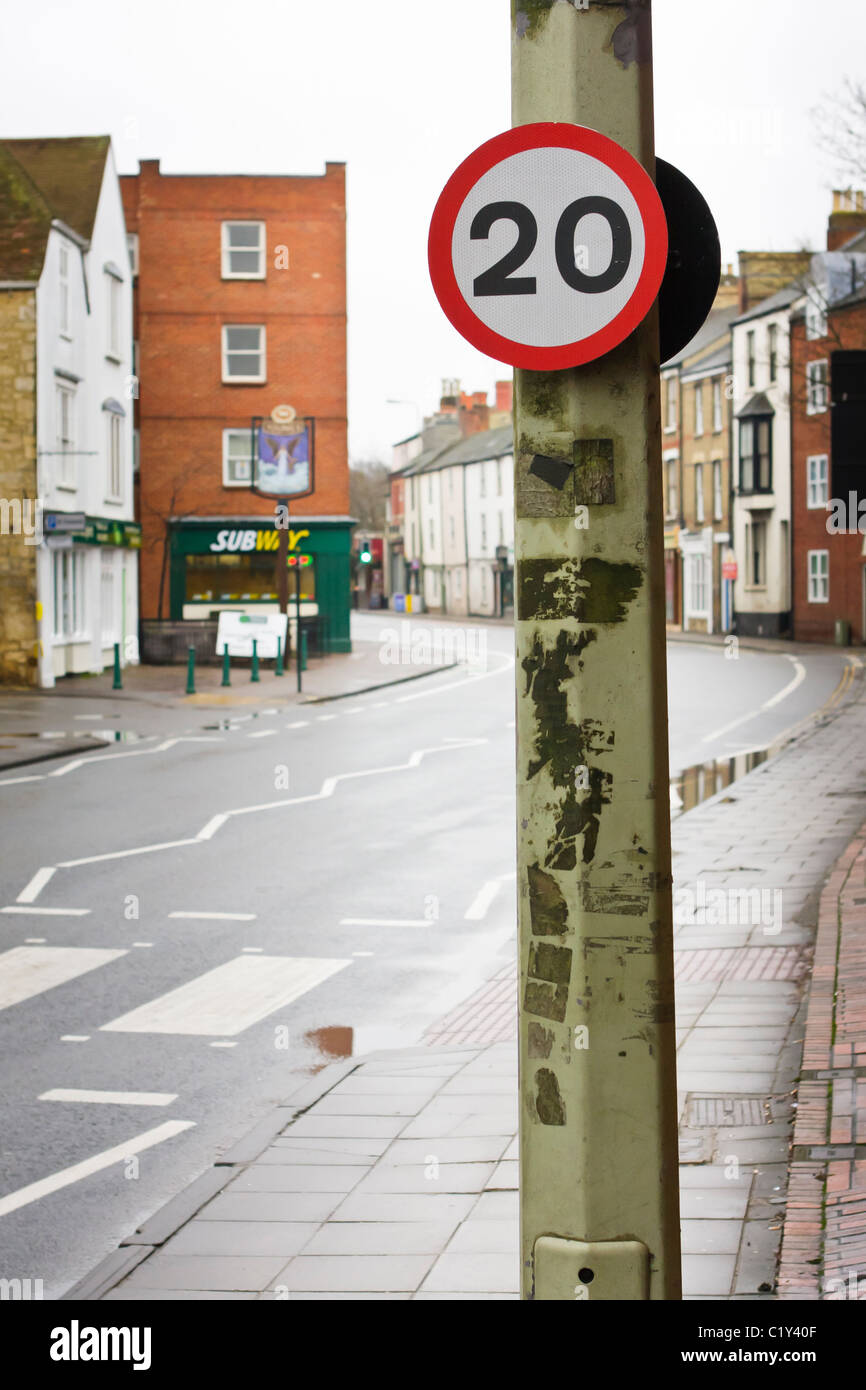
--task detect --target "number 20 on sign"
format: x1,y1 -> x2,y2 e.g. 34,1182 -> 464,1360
428,123 -> 668,370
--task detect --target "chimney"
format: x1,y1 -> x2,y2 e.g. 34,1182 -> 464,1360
439,377 -> 460,415
828,189 -> 866,250
495,379 -> 513,414
737,250 -> 813,313
459,398 -> 490,437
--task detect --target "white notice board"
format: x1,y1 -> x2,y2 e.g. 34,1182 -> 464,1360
216,611 -> 288,659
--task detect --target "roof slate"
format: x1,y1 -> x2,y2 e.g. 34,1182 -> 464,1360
0,136 -> 109,281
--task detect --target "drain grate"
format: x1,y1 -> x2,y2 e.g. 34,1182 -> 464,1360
687,1096 -> 769,1127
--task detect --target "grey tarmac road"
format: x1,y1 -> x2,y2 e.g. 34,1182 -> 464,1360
0,613 -> 855,1296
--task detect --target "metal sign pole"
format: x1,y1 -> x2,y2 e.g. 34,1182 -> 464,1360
511,0 -> 681,1300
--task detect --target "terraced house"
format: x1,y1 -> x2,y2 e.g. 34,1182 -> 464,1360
0,135 -> 138,687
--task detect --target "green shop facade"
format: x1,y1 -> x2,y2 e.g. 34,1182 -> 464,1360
168,516 -> 354,653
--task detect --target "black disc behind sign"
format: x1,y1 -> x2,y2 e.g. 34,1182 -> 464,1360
656,158 -> 721,363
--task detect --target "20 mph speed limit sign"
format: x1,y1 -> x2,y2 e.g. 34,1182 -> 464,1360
428,123 -> 668,370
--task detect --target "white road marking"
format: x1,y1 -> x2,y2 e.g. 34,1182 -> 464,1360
316,714 -> 337,722
60,1035 -> 90,1042
24,937 -> 47,944
763,658 -> 807,708
168,911 -> 257,922
464,880 -> 502,921
395,650 -> 515,703
39,1089 -> 177,1106
210,1040 -> 237,1048
340,918 -> 429,927
132,942 -> 154,948
344,708 -> 364,715
352,951 -> 375,957
22,739 -> 489,890
242,946 -> 264,953
197,815 -> 228,841
247,729 -> 277,739
100,954 -> 351,1036
0,1120 -> 194,1219
286,721 -> 309,728
701,656 -> 807,743
73,714 -> 105,720
0,736 -> 220,789
17,866 -> 56,903
59,837 -> 200,868
1,906 -> 90,917
0,946 -> 127,1011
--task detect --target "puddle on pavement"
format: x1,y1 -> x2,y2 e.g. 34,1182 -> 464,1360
670,747 -> 769,818
301,1022 -> 423,1072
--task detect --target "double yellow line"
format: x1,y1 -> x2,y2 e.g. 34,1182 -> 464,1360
823,657 -> 859,713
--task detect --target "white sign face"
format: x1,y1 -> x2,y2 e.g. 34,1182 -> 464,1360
216,611 -> 288,659
429,123 -> 668,370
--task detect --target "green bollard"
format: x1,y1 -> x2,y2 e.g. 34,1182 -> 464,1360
275,635 -> 284,677
112,641 -> 122,690
185,645 -> 196,695
221,646 -> 231,687
300,630 -> 308,672
251,638 -> 260,683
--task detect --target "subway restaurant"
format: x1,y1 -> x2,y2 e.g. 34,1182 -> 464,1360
168,516 -> 353,653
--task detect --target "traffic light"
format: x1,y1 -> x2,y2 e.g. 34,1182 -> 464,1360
287,554 -> 312,568
359,538 -> 372,564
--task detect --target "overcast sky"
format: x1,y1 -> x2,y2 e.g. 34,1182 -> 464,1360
7,1 -> 865,463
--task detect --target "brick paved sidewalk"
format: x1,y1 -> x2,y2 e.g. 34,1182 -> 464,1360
777,830 -> 866,1300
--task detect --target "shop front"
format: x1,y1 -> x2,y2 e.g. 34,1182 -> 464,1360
38,513 -> 141,687
167,516 -> 353,653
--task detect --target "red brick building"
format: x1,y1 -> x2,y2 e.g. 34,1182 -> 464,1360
121,159 -> 352,650
791,285 -> 866,643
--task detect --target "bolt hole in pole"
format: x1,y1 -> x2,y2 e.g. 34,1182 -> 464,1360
578,1267 -> 595,1284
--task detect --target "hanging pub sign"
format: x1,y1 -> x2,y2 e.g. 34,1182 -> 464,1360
250,404 -> 315,500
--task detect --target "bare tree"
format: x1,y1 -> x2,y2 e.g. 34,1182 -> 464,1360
349,460 -> 389,532
812,78 -> 866,187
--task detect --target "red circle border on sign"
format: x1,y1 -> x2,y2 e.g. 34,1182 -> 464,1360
428,122 -> 668,371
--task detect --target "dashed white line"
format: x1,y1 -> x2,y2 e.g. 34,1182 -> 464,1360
464,880 -> 502,921
168,911 -> 257,922
39,1089 -> 178,1107
24,937 -> 47,944
17,867 -> 56,903
340,917 -> 429,928
247,730 -> 277,739
285,721 -> 309,729
132,942 -> 154,948
210,1040 -> 237,1048
0,1120 -> 195,1219
1,906 -> 90,917
60,1035 -> 90,1043
316,714 -> 337,722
